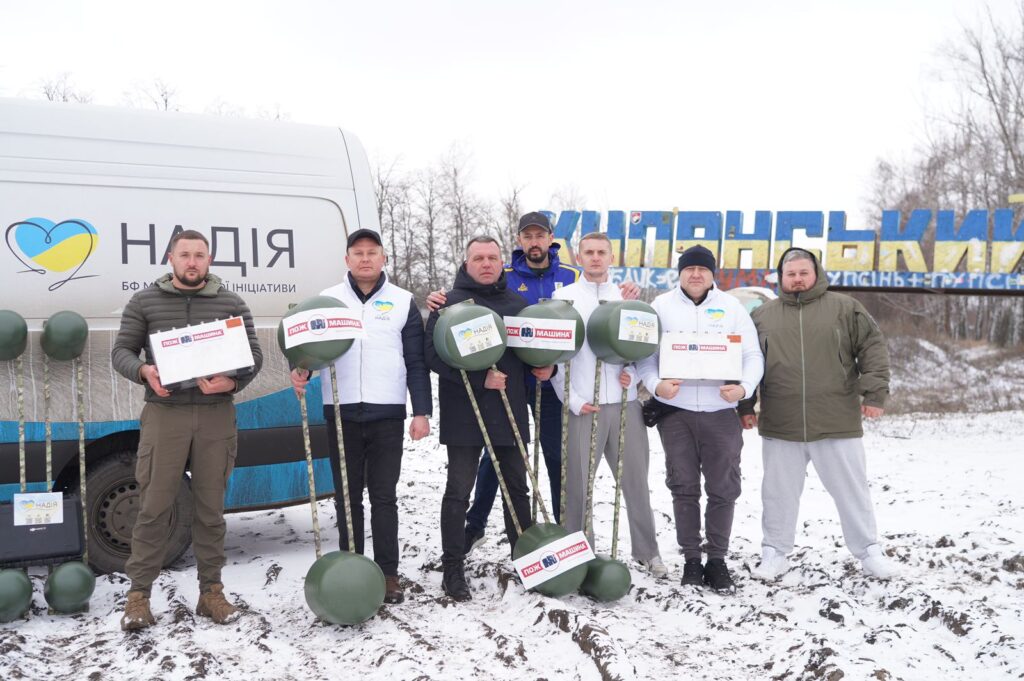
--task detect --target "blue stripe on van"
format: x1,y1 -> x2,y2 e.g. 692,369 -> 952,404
0,377 -> 325,443
0,482 -> 50,498
225,457 -> 335,509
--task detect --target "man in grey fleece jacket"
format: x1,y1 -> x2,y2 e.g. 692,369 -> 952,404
111,229 -> 262,630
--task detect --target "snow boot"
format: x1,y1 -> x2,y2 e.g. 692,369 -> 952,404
120,591 -> 156,631
703,558 -> 736,594
681,559 -> 703,587
442,562 -> 471,602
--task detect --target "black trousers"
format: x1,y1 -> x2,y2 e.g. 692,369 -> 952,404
324,411 -> 404,576
441,445 -> 531,564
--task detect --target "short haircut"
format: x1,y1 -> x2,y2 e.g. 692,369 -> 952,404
578,232 -> 611,247
781,248 -> 815,267
169,229 -> 209,250
465,234 -> 501,259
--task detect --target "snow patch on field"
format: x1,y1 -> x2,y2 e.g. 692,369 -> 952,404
2,410 -> 1022,680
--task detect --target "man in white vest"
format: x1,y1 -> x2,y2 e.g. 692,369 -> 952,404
291,228 -> 431,605
636,245 -> 763,593
551,232 -> 666,579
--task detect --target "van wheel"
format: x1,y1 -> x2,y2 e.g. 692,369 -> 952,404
86,451 -> 193,575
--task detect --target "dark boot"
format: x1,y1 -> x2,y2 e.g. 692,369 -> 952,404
681,558 -> 703,587
384,575 -> 405,604
703,558 -> 736,594
442,562 -> 471,602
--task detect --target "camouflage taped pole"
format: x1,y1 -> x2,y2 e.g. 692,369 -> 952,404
76,358 -> 88,565
329,365 -> 356,553
610,385 -> 628,560
531,384 -> 541,523
298,391 -> 322,559
44,354 -> 52,487
17,356 -> 25,493
492,365 -> 551,525
559,362 -> 570,528
460,369 -> 523,537
583,359 -> 603,539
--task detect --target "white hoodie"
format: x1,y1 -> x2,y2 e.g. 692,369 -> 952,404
551,278 -> 639,415
636,285 -> 764,413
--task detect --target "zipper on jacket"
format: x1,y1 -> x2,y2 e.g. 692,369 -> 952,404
799,299 -> 807,442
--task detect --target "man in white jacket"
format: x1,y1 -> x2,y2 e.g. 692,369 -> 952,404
636,245 -> 763,593
551,232 -> 666,578
290,229 -> 432,605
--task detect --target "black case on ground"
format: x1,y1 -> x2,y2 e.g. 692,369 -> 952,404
0,494 -> 85,568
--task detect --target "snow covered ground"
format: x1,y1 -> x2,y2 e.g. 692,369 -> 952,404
2,409 -> 1022,681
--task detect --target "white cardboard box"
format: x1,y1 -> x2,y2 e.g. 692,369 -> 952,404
149,317 -> 255,387
659,331 -> 743,381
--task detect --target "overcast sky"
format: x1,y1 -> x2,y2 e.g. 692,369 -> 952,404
1,0 -> 1018,228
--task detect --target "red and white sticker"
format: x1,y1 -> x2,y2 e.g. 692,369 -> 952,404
504,315 -> 577,351
283,307 -> 366,349
512,531 -> 596,590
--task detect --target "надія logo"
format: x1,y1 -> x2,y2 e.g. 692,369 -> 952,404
5,217 -> 99,291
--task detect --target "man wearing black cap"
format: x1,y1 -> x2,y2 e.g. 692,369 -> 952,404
290,227 -> 432,605
636,245 -> 763,593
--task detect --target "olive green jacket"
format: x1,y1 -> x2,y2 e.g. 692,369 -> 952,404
111,273 -> 263,404
737,250 -> 890,442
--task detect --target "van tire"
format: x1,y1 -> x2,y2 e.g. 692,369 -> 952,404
86,451 -> 193,575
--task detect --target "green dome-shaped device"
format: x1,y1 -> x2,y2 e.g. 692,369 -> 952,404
586,300 -> 661,363
41,311 -> 88,361
580,555 -> 632,602
512,522 -> 591,598
304,551 -> 386,625
431,299 -> 507,371
0,568 -> 33,622
509,299 -> 585,368
0,310 -> 28,361
43,561 -> 95,613
277,296 -> 354,370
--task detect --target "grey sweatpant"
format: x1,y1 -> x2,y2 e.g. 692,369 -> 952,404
656,408 -> 743,560
564,401 -> 659,561
761,436 -> 879,560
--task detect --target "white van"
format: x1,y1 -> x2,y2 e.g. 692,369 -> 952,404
0,97 -> 378,572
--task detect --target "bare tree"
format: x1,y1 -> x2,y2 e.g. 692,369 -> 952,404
495,183 -> 525,256
866,1 -> 1024,346
439,145 -> 491,269
124,78 -> 181,111
39,73 -> 92,103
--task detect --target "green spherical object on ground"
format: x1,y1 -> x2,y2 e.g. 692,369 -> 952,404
41,311 -> 88,361
509,299 -> 585,367
0,568 -> 33,622
277,296 -> 353,370
586,300 -> 661,363
304,551 -> 385,625
512,523 -> 590,598
580,555 -> 632,602
0,310 -> 28,361
43,561 -> 95,613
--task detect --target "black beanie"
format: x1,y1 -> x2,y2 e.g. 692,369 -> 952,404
677,245 -> 717,274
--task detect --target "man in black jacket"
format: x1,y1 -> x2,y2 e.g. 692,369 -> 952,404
111,229 -> 263,630
424,235 -> 551,601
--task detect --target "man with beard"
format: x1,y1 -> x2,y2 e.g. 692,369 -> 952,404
739,248 -> 896,581
424,235 -> 554,601
112,229 -> 263,630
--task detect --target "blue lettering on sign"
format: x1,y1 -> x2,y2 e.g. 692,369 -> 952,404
181,335 -> 193,344
310,318 -> 326,331
521,326 -> 534,338
541,554 -> 558,569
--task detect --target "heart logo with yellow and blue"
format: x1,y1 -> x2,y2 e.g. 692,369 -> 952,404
373,300 -> 394,313
5,217 -> 99,291
706,308 -> 725,321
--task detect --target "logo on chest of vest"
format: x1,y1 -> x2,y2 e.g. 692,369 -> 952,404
518,283 -> 528,292
373,300 -> 394,320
